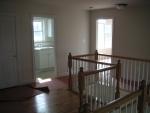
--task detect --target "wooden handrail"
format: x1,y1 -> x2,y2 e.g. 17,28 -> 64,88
98,53 -> 150,63
94,90 -> 142,113
72,57 -> 115,66
73,53 -> 95,57
82,65 -> 117,76
70,52 -> 150,63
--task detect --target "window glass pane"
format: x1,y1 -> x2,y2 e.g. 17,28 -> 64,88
98,23 -> 105,49
105,25 -> 111,34
105,37 -> 112,48
34,32 -> 43,42
48,19 -> 53,37
33,21 -> 42,31
33,17 -> 54,43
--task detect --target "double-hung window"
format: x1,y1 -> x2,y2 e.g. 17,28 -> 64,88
33,20 -> 45,42
33,17 -> 53,43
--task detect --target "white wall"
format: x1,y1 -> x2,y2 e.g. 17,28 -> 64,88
90,6 -> 150,59
56,6 -> 89,76
0,1 -> 89,85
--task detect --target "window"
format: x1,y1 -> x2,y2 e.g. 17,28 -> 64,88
33,20 -> 44,42
33,17 -> 53,43
96,19 -> 113,55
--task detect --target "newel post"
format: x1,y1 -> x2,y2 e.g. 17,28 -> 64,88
95,50 -> 99,81
68,53 -> 72,90
138,80 -> 147,113
115,60 -> 121,99
95,50 -> 98,61
78,67 -> 87,113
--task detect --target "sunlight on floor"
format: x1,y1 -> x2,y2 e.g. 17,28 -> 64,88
35,94 -> 50,113
37,78 -> 52,83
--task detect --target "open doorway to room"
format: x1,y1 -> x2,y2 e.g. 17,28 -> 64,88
32,16 -> 56,83
96,19 -> 113,55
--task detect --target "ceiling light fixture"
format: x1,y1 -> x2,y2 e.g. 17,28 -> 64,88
89,6 -> 94,10
116,3 -> 128,9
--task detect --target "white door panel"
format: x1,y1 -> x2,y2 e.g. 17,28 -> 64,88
0,14 -> 18,89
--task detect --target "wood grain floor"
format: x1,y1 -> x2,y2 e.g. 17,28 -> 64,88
0,78 -> 79,113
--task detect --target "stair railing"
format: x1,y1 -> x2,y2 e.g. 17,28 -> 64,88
97,53 -> 150,91
68,52 -> 115,92
68,50 -> 150,92
78,61 -> 121,113
93,80 -> 147,113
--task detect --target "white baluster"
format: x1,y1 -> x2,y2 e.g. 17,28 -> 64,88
133,61 -> 137,91
130,61 -> 133,91
137,62 -> 141,88
146,63 -> 149,85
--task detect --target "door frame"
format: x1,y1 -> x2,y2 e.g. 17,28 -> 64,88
30,14 -> 57,81
96,18 -> 114,55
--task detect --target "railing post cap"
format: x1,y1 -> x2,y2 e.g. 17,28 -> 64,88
117,60 -> 121,63
95,50 -> 98,54
139,80 -> 146,90
141,80 -> 146,86
69,52 -> 72,56
79,67 -> 83,72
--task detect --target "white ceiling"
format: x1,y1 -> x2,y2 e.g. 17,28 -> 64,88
1,0 -> 150,10
32,0 -> 150,10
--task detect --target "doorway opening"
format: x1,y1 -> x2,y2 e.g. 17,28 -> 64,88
96,19 -> 113,55
32,16 -> 56,83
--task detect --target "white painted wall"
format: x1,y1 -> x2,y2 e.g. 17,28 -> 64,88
0,1 -> 89,85
90,6 -> 150,59
56,7 -> 89,75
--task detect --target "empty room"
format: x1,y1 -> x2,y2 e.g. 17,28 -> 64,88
0,0 -> 150,113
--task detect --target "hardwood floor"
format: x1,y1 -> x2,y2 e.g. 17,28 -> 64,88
0,78 -> 79,113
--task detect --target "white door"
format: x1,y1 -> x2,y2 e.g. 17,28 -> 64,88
33,16 -> 56,82
0,14 -> 18,89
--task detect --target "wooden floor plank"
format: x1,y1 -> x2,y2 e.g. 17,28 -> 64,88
0,78 -> 79,113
